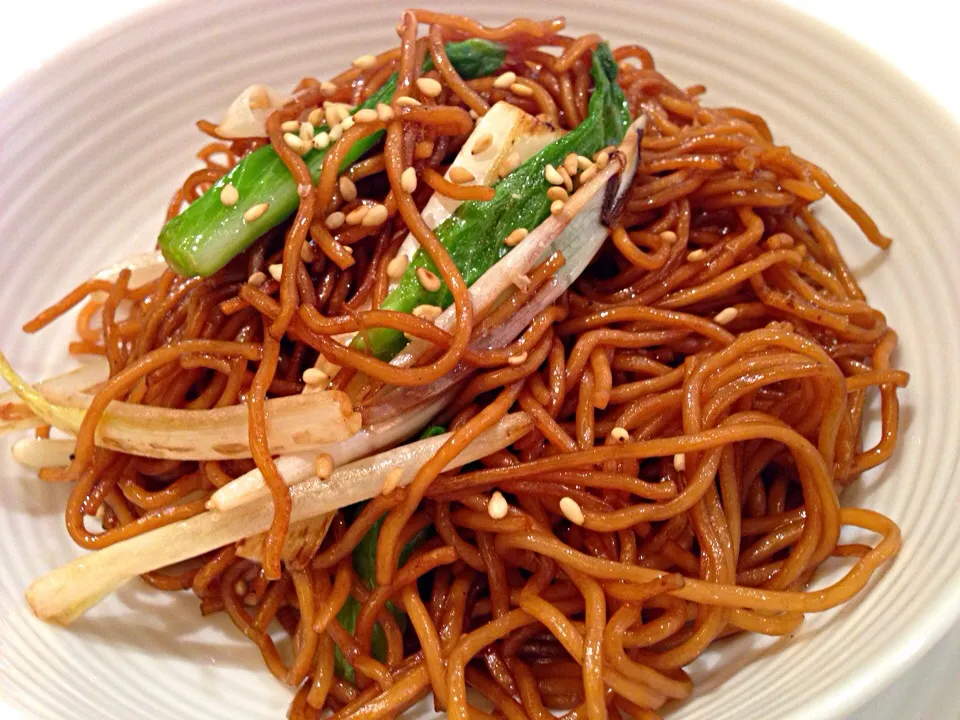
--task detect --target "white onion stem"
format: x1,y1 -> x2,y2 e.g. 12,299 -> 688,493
0,353 -> 361,460
24,412 -> 531,625
12,438 -> 75,469
207,391 -> 453,511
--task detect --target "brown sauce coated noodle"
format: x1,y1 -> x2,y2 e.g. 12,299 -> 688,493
22,11 -> 906,719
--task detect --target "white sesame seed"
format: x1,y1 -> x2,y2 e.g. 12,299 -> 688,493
448,167 -> 475,184
220,183 -> 239,206
353,54 -> 377,70
660,230 -> 677,243
559,497 -> 585,526
412,304 -> 442,322
596,151 -> 610,169
559,166 -> 573,192
283,132 -> 309,155
354,108 -> 379,123
362,204 -> 388,227
416,267 -> 441,292
577,155 -> 594,171
579,165 -> 597,185
507,351 -> 528,366
504,227 -> 528,247
325,211 -> 345,230
469,109 -> 479,120
381,467 -> 403,495
472,132 -> 493,155
416,77 -> 443,98
328,124 -> 343,142
320,81 -> 337,96
611,426 -> 629,442
344,245 -> 354,254
487,491 -> 509,520
339,176 -> 357,202
303,368 -> 329,386
493,71 -> 517,89
401,167 -> 418,194
687,249 -> 707,262
340,115 -> 355,132
297,183 -> 312,198
376,103 -> 395,122
544,164 -> 564,186
713,307 -> 739,325
281,120 -> 301,133
313,131 -> 330,150
510,82 -> 533,97
299,122 -> 315,142
314,452 -> 334,479
308,108 -> 325,126
550,199 -> 565,215
547,186 -> 568,202
674,454 -> 686,472
386,254 -> 409,279
324,105 -> 341,128
267,263 -> 283,282
300,242 -> 317,263
247,271 -> 267,286
563,153 -> 579,176
244,203 -> 270,223
395,95 -> 421,107
345,205 -> 369,225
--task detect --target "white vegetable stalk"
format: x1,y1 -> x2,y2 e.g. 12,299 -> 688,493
366,116 -> 646,421
25,412 -> 531,625
89,250 -> 168,300
237,514 -> 335,566
0,358 -> 109,434
206,391 -> 454,511
12,438 -> 75,470
216,83 -> 289,139
388,101 -> 561,291
0,354 -> 361,460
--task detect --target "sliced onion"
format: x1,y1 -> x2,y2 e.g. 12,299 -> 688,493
216,83 -> 288,139
0,353 -> 361,460
206,391 -> 455,511
0,358 -> 109,434
333,102 -> 560,345
12,438 -> 75,469
365,116 -> 646,422
237,513 -> 335,566
25,412 -> 531,624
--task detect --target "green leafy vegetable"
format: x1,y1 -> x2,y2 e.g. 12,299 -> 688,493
333,513 -> 434,681
158,40 -> 507,277
333,595 -> 388,683
362,42 -> 631,359
418,425 -> 447,439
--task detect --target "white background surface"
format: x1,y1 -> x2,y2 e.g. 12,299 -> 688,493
0,1 -> 957,718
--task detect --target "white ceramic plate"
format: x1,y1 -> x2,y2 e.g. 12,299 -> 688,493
2,1 -> 959,718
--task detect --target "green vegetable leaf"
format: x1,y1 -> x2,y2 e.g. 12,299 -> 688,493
333,513 -> 434,681
418,425 -> 447,439
361,43 -> 630,359
158,39 -> 507,277
333,595 -> 388,683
